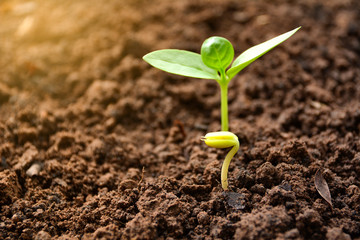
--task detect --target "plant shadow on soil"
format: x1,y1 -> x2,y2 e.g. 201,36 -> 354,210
0,0 -> 359,239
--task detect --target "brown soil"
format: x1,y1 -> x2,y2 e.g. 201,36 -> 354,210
0,0 -> 359,239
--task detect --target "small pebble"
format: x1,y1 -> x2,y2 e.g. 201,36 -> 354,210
26,163 -> 42,177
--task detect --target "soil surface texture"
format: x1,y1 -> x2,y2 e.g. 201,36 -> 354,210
0,0 -> 360,239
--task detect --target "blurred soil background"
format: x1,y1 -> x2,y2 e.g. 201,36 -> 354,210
0,0 -> 359,239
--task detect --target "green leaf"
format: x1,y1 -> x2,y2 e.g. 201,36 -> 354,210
201,36 -> 234,71
227,27 -> 301,79
143,49 -> 220,80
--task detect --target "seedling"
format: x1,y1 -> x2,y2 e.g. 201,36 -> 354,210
143,27 -> 300,190
201,131 -> 239,190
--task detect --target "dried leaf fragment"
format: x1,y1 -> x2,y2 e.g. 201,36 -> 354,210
314,169 -> 333,208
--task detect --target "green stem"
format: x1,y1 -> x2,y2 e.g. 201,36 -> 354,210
221,140 -> 239,190
219,69 -> 229,131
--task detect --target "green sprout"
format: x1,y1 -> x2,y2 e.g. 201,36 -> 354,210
201,131 -> 239,190
143,27 -> 300,190
143,27 -> 300,131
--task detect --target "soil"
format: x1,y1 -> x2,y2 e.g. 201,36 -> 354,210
0,0 -> 359,239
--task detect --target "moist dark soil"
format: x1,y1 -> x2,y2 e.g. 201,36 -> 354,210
0,0 -> 360,239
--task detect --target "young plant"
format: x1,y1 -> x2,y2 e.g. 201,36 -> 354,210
143,27 -> 300,190
201,131 -> 239,190
143,27 -> 300,132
